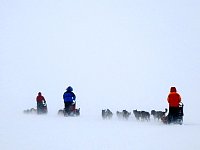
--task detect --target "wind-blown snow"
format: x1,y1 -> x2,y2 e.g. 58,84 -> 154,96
1,0 -> 200,150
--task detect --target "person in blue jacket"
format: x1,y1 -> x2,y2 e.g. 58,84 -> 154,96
63,86 -> 76,114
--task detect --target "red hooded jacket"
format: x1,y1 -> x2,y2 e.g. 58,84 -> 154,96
36,92 -> 45,103
167,87 -> 181,107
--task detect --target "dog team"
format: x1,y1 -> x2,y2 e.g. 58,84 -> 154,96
102,108 -> 167,121
24,86 -> 79,116
102,87 -> 183,124
24,86 -> 183,124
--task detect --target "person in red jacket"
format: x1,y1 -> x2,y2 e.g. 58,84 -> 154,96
36,92 -> 47,114
167,87 -> 181,123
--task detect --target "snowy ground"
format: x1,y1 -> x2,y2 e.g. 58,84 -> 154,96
0,105 -> 200,150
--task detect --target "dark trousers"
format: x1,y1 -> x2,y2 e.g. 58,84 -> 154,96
168,107 -> 179,123
64,102 -> 74,113
37,102 -> 44,114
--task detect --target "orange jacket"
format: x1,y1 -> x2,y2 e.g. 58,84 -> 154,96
167,91 -> 181,107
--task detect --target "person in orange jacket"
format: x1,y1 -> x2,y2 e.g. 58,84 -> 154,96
167,87 -> 181,123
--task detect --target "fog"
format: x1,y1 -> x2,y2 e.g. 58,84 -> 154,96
1,0 -> 200,149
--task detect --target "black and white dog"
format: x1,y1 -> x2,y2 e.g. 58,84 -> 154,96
133,109 -> 150,121
23,108 -> 37,114
116,110 -> 131,119
151,108 -> 168,120
102,109 -> 113,119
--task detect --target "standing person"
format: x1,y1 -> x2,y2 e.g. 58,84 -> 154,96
167,87 -> 181,123
36,92 -> 47,114
63,86 -> 76,115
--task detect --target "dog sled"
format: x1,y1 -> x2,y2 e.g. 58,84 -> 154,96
23,106 -> 48,115
161,102 -> 184,125
24,100 -> 48,115
37,100 -> 48,114
58,103 -> 80,117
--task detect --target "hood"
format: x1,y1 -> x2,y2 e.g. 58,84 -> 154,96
170,87 -> 177,92
66,86 -> 73,92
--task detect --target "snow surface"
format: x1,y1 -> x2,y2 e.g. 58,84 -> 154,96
1,0 -> 200,150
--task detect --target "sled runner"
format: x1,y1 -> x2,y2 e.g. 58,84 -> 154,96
161,102 -> 184,125
175,102 -> 184,124
24,100 -> 48,115
58,103 -> 80,117
37,100 -> 48,114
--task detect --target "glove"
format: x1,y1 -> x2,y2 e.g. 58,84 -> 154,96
72,100 -> 76,105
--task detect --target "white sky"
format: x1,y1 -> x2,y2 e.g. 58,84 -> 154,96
0,0 -> 200,117
1,1 -> 200,150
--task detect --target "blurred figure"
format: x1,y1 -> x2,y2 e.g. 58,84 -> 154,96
36,92 -> 47,114
167,87 -> 181,123
63,86 -> 76,115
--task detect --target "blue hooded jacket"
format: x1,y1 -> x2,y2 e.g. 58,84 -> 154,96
63,86 -> 76,103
